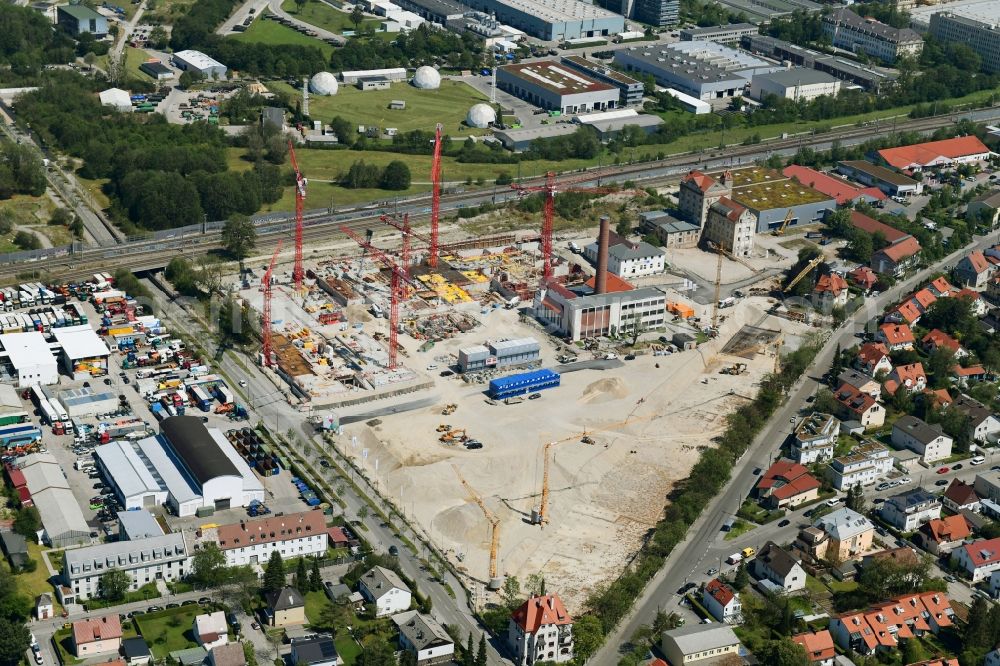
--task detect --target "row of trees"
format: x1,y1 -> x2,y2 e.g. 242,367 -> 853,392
0,139 -> 46,199
342,160 -> 412,190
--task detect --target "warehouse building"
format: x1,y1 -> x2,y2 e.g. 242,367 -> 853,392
713,0 -> 821,25
561,56 -> 645,107
340,68 -> 407,84
574,109 -> 663,139
836,160 -> 923,197
823,8 -> 923,63
749,68 -> 841,102
139,61 -> 174,81
633,0 -> 679,27
703,197 -> 755,257
53,325 -> 111,378
458,338 -> 541,373
118,510 -> 165,541
930,12 -> 1000,74
56,5 -> 108,36
94,440 -> 168,511
0,332 -> 58,387
57,387 -> 118,418
496,61 -> 620,114
461,0 -> 624,41
877,136 -> 993,172
615,41 -> 777,101
18,453 -> 90,547
98,88 -> 133,112
534,280 -> 666,341
395,0 -> 469,23
171,50 -> 227,79
199,510 -> 329,567
742,34 -> 896,91
493,125 -> 579,151
680,23 -> 757,45
640,210 -> 701,249
702,167 -> 837,232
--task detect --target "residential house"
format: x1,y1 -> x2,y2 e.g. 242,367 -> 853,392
359,566 -> 412,618
122,638 -> 152,666
393,611 -> 454,665
952,364 -> 988,387
923,388 -> 953,411
660,624 -> 741,666
876,323 -> 915,351
928,276 -> 956,297
703,197 -> 756,258
812,508 -> 875,560
954,250 -> 994,289
813,273 -> 850,312
755,459 -> 821,509
212,511 -> 329,567
508,594 -> 574,666
290,635 -> 340,666
752,541 -> 806,592
974,471 -> 1000,505
886,299 -> 922,326
891,416 -> 953,463
943,479 -> 981,513
583,232 -> 666,278
872,237 -> 921,276
832,384 -> 885,430
209,643 -> 246,666
35,593 -> 53,621
792,630 -> 835,666
921,329 -> 966,358
194,611 -> 228,650
861,546 -> 919,571
72,616 -> 123,658
678,170 -> 732,228
879,488 -> 941,531
829,592 -> 954,655
883,362 -> 927,396
791,412 -> 839,464
968,189 -> 1000,228
838,369 -> 882,399
988,275 -> 1000,303
855,343 -> 892,378
827,442 -> 893,490
0,531 -> 27,570
848,266 -> 878,293
955,537 -> 1000,582
917,515 -> 971,555
264,587 -> 306,627
951,394 -> 1000,443
957,287 -> 989,315
701,578 -> 741,623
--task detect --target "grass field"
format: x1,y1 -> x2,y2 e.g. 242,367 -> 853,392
280,0 -> 381,34
230,15 -> 335,58
134,606 -> 202,658
267,79 -> 490,135
12,542 -> 62,614
96,47 -> 154,81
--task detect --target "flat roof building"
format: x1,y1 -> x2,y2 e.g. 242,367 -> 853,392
561,56 -> 645,107
493,125 -> 579,151
139,61 -> 173,80
459,337 -> 541,373
0,332 -> 58,387
749,68 -> 841,102
57,4 -> 108,36
497,61 -> 620,114
680,23 -> 758,45
837,160 -> 923,197
94,440 -> 168,511
171,50 -> 227,79
614,41 -> 777,101
395,0 -> 469,23
534,281 -> 666,341
877,135 -> 992,171
340,68 -> 407,84
709,166 -> 837,232
460,0 -> 624,40
712,0 -> 821,24
57,387 -> 118,418
823,8 -> 923,63
52,325 -> 111,378
117,509 -> 164,541
742,34 -> 897,91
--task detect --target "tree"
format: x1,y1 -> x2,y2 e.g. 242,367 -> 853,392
381,160 -> 411,190
192,542 -> 228,588
475,634 -> 487,666
357,505 -> 369,521
262,551 -> 285,594
733,562 -> 749,590
828,343 -> 843,383
845,484 -> 866,513
501,576 -> 522,610
179,69 -> 203,89
148,25 -> 168,49
98,568 -> 132,601
105,51 -> 125,87
900,638 -> 926,664
755,639 -> 808,666
12,507 -> 39,540
13,231 -> 40,251
463,635 -> 474,666
294,557 -> 309,590
615,217 -> 632,237
525,573 -> 545,597
571,615 -> 604,662
221,214 -> 257,264
309,557 -> 322,592
349,5 -> 365,30
0,618 -> 30,666
294,0 -> 307,11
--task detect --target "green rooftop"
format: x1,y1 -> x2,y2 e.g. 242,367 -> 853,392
59,4 -> 105,20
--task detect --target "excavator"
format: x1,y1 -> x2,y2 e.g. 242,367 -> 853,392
439,428 -> 467,443
771,209 -> 795,236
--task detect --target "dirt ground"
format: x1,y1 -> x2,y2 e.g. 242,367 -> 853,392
340,299 -> 813,610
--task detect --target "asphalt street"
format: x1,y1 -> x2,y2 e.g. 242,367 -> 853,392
591,229 -> 1000,664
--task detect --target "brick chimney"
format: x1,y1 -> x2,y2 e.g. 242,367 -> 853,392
596,216 -> 610,295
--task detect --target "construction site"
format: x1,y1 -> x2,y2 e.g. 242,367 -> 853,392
232,134 -> 823,609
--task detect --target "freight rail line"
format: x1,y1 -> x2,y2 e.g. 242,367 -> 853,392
1,107 -> 995,284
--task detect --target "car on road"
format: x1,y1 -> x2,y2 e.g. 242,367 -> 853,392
466,441 -> 483,450
182,600 -> 197,606
198,597 -> 210,604
826,497 -> 842,506
388,545 -> 399,557
803,508 -> 815,517
439,370 -> 454,377
935,479 -> 949,486
131,610 -> 145,616
676,582 -> 697,595
992,465 -> 1000,472
528,393 -> 541,400
899,477 -> 912,484
937,467 -> 950,474
875,526 -> 888,536
778,519 -> 791,527
953,463 -> 963,470
945,575 -> 956,583
251,621 -> 260,631
972,456 -> 986,466
319,459 -> 331,468
624,354 -> 636,360
166,603 -> 179,609
148,605 -> 162,612
426,364 -> 438,370
33,653 -> 42,665
876,482 -> 891,491
706,568 -> 718,576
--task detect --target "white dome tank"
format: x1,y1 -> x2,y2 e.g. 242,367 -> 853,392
309,72 -> 338,96
412,65 -> 441,89
466,103 -> 496,128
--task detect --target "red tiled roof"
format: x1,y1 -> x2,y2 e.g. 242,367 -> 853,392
922,329 -> 961,353
891,300 -> 922,324
849,266 -> 878,289
757,459 -> 820,500
928,277 -> 955,296
885,362 -> 925,395
944,479 -> 979,507
783,165 -> 886,205
962,250 -> 991,275
328,526 -> 349,544
682,170 -> 720,193
877,236 -> 922,263
546,282 -> 576,300
849,211 -> 910,244
879,136 -> 990,169
959,537 -> 1000,566
714,196 -> 747,221
923,515 -> 971,544
912,289 -> 937,310
4,464 -> 26,489
511,594 -> 573,633
584,273 -> 634,293
216,511 -> 326,551
956,288 -> 983,302
835,383 -> 878,415
953,364 -> 986,377
879,323 -> 914,345
815,273 -> 848,295
792,630 -> 835,662
836,592 -> 954,651
73,616 -> 122,646
705,578 -> 736,607
906,659 -> 959,666
923,388 -> 952,409
857,342 -> 889,367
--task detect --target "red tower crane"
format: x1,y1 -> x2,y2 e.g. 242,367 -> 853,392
380,212 -> 439,279
511,171 -> 626,282
429,123 -> 443,269
261,240 -> 283,368
288,140 -> 306,292
340,226 -> 415,370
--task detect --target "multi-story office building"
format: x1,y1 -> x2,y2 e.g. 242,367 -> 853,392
823,8 -> 924,63
680,23 -> 757,45
929,12 -> 1000,74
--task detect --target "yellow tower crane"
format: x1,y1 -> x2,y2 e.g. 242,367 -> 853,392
452,465 -> 501,585
784,256 -> 824,293
771,209 -> 795,236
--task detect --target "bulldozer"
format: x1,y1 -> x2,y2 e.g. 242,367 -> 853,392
436,424 -> 451,432
442,403 -> 458,416
720,363 -> 747,376
581,435 -> 595,445
440,428 -> 468,443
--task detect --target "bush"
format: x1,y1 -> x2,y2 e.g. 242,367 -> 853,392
12,231 -> 40,251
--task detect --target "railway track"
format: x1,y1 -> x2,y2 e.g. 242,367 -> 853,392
1,106 -> 995,284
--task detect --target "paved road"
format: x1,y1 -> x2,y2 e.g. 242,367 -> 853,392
216,0 -> 346,44
592,229 -> 1000,664
111,0 -> 148,58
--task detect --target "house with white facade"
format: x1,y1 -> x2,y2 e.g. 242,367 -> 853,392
62,531 -> 190,602
393,611 -> 454,665
954,537 -> 1000,582
210,511 -> 328,567
791,413 -> 838,464
194,612 -> 228,651
951,394 -> 1000,444
891,416 -> 953,463
359,566 -> 412,618
751,541 -> 806,593
584,233 -> 666,278
943,479 -> 981,513
918,515 -> 972,555
879,488 -> 941,531
826,442 -> 893,490
701,579 -> 741,623
507,594 -> 574,666
855,343 -> 893,378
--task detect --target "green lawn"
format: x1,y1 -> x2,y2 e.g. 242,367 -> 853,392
84,583 -> 160,610
724,520 -> 756,541
335,635 -> 363,665
303,589 -> 329,625
12,542 -> 63,615
229,15 -> 335,58
267,79 -> 490,135
280,0 -> 381,33
134,606 -> 203,658
96,46 -> 154,80
51,629 -> 81,665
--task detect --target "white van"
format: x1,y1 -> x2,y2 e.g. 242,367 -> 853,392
972,456 -> 986,466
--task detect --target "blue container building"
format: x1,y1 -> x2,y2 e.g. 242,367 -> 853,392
488,368 -> 560,399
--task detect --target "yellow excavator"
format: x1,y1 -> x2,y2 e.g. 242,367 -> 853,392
771,209 -> 795,236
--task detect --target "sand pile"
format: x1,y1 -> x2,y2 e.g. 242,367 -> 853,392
345,304 -> 373,322
580,377 -> 629,403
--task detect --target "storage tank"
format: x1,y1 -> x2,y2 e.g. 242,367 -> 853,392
309,72 -> 339,96
466,103 -> 496,128
412,66 -> 441,89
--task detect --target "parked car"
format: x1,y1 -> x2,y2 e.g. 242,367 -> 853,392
953,463 -> 963,470
935,479 -> 949,487
777,519 -> 791,527
676,582 -> 696,595
937,467 -> 950,474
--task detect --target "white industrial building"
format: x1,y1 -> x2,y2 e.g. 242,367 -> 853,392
583,237 -> 666,277
458,338 -> 541,373
58,387 -> 119,418
98,88 -> 133,112
53,325 -> 111,378
18,452 -> 90,547
0,332 -> 58,387
534,283 -> 666,341
496,61 -> 620,114
749,68 -> 841,102
204,510 -> 329,566
340,68 -> 407,84
95,416 -> 264,517
171,50 -> 227,79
